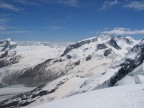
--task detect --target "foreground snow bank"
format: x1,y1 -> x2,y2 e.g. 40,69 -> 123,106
34,84 -> 144,108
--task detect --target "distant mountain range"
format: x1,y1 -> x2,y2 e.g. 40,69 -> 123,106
0,35 -> 144,108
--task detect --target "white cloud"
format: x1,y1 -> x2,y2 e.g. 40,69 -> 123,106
0,2 -> 21,12
59,0 -> 78,7
100,0 -> 119,10
125,1 -> 144,11
102,28 -> 144,35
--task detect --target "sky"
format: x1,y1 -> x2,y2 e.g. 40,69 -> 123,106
0,0 -> 144,42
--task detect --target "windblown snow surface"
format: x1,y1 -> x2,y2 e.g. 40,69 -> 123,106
33,84 -> 144,108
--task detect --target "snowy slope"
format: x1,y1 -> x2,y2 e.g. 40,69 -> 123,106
34,84 -> 144,108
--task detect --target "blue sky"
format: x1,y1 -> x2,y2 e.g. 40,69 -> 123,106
0,0 -> 144,41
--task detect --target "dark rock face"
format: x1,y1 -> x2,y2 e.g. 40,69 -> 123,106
86,55 -> 92,61
109,44 -> 144,86
0,60 -> 9,68
31,90 -> 48,99
104,49 -> 112,56
61,38 -> 97,57
53,59 -> 63,63
67,55 -> 72,59
74,60 -> 80,66
0,51 -> 8,58
107,38 -> 121,50
97,43 -> 108,50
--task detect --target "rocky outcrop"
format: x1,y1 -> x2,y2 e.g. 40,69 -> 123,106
85,55 -> 92,61
107,38 -> 121,50
97,43 -> 108,50
104,48 -> 112,56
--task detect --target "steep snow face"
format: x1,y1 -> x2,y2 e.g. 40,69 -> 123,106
34,84 -> 144,108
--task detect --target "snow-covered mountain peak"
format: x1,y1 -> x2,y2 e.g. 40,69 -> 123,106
61,35 -> 138,61
96,34 -> 112,42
